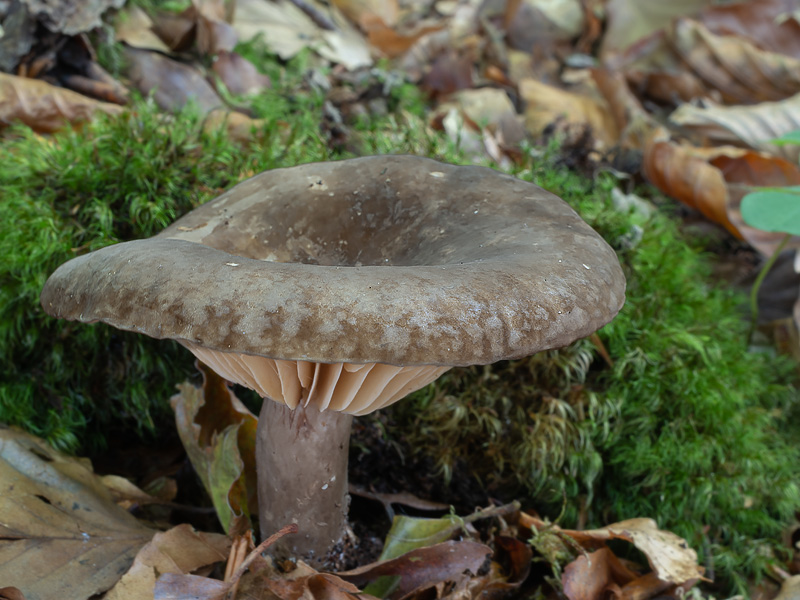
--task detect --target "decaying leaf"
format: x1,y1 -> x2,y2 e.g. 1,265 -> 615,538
232,0 -> 372,69
562,547 -> 641,600
114,5 -> 171,52
600,0 -> 713,57
171,362 -> 258,533
0,72 -> 124,132
0,426 -> 154,599
212,50 -> 272,96
669,94 -> 800,163
519,77 -> 619,149
105,524 -> 230,600
24,0 -> 125,35
643,131 -> 800,252
668,18 -> 800,104
337,540 -> 492,600
123,46 -> 223,114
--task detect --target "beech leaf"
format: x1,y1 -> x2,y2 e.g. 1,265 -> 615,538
0,427 -> 154,600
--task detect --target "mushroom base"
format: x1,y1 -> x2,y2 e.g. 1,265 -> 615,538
256,398 -> 353,566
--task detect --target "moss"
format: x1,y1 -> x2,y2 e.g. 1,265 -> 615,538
3,39 -> 797,590
378,162 -> 800,592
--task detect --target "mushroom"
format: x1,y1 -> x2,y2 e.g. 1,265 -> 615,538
40,155 -> 625,565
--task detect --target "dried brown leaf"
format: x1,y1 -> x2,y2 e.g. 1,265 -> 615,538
123,46 -> 223,114
562,547 -> 640,600
232,0 -> 372,69
600,0 -> 713,58
114,5 -> 171,52
668,18 -> 800,103
519,77 -> 619,149
0,72 -> 123,132
670,94 -> 800,163
336,540 -> 491,600
696,0 -> 800,60
212,50 -> 272,96
0,426 -> 154,599
105,525 -> 230,600
154,573 -> 231,600
25,0 -> 125,35
0,588 -> 26,600
643,135 -> 738,235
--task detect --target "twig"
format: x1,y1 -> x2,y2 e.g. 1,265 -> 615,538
287,0 -> 337,31
227,523 -> 299,598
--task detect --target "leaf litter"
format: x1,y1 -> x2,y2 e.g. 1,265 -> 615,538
2,0 -> 799,596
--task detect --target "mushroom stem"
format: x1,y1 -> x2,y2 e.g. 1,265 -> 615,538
256,398 -> 353,566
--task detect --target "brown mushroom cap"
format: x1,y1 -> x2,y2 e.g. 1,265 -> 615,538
41,156 -> 625,369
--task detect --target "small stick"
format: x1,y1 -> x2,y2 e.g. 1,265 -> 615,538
227,524 -> 299,598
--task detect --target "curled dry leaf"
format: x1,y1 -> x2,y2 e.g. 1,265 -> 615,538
562,547 -> 641,600
123,46 -> 223,114
105,524 -> 231,600
232,0 -> 373,69
695,0 -> 800,60
337,540 -> 492,600
0,426 -> 154,599
0,72 -> 123,132
519,77 -> 619,149
669,93 -> 800,163
600,0 -> 713,58
171,362 -> 258,533
667,18 -> 800,104
114,5 -> 171,52
522,514 -> 703,586
642,131 -> 800,255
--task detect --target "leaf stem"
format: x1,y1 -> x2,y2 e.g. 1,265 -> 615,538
749,233 -> 792,341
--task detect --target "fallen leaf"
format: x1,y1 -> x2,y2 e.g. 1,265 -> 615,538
25,0 -> 125,35
154,573 -> 230,600
0,72 -> 124,132
380,514 -> 463,560
123,46 -> 223,114
774,575 -> 800,600
331,0 -> 398,28
203,107 -> 269,144
0,2 -> 37,72
171,362 -> 258,533
712,152 -> 800,256
568,518 -> 703,584
114,5 -> 171,52
212,50 -> 272,96
696,0 -> 800,60
232,0 -> 372,69
600,0 -> 713,58
266,573 -> 369,600
562,547 -> 641,600
667,18 -> 800,104
519,77 -> 618,149
0,588 -> 26,600
337,540 -> 492,600
669,94 -> 800,163
0,426 -> 154,599
105,524 -> 231,600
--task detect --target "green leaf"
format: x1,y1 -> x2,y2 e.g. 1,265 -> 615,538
771,131 -> 800,146
741,188 -> 800,236
170,364 -> 258,533
379,515 -> 462,561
